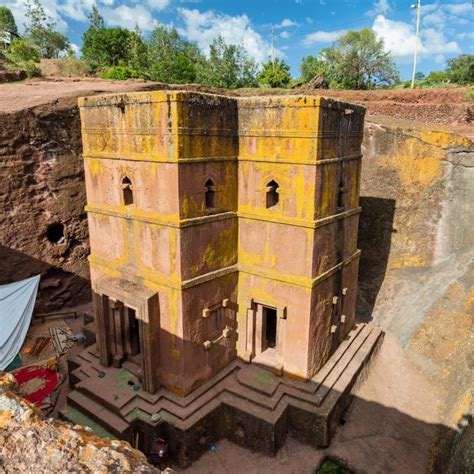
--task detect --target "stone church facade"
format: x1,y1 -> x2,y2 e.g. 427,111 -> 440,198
80,91 -> 365,396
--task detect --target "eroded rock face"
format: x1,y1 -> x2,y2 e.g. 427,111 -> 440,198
0,98 -> 91,312
0,372 -> 158,473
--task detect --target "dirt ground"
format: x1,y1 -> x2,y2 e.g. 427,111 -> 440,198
0,77 -> 158,113
1,78 -> 472,134
180,334 -> 440,474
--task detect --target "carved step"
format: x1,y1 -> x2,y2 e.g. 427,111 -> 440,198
66,390 -> 129,436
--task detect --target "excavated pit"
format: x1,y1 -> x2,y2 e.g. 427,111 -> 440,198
0,79 -> 472,472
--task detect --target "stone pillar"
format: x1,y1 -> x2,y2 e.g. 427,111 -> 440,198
140,294 -> 160,394
93,291 -> 111,367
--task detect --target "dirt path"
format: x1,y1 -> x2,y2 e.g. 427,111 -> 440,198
0,77 -> 158,113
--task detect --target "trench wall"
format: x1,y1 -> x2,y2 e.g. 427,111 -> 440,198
358,116 -> 473,473
0,98 -> 91,312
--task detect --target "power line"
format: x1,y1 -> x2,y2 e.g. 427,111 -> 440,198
439,7 -> 473,23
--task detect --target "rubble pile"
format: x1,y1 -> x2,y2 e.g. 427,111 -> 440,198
0,372 -> 159,473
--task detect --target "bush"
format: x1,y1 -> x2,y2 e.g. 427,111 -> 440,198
258,58 -> 291,88
100,65 -> 142,80
6,39 -> 41,77
425,70 -> 450,85
447,54 -> 474,85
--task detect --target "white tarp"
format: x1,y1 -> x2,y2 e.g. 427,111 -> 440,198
0,275 -> 40,370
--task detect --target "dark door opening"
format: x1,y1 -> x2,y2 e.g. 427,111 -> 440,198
263,307 -> 277,349
127,307 -> 141,358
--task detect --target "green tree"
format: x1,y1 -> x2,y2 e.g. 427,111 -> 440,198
6,38 -> 41,76
323,28 -> 399,89
446,54 -> 474,85
147,25 -> 203,83
81,7 -> 132,68
24,0 -> 70,58
128,25 -> 148,74
88,5 -> 103,31
300,54 -> 326,83
197,36 -> 257,88
299,50 -> 337,85
0,6 -> 19,48
425,70 -> 449,85
258,58 -> 291,88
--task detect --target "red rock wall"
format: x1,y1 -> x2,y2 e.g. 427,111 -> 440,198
0,98 -> 90,312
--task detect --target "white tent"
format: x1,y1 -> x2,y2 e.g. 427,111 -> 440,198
0,275 -> 40,370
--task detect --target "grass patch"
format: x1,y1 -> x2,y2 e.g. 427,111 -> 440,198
466,86 -> 474,101
63,406 -> 116,439
316,458 -> 352,474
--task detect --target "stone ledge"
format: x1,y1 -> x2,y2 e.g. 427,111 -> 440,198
61,323 -> 383,468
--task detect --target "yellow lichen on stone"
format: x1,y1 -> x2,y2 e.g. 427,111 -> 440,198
0,373 -> 157,472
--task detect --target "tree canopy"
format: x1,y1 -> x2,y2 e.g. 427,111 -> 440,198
147,25 -> 202,83
197,36 -> 258,88
81,8 -> 133,68
299,28 -> 399,89
446,54 -> 474,85
0,6 -> 18,47
24,0 -> 70,58
327,28 -> 399,89
258,58 -> 291,88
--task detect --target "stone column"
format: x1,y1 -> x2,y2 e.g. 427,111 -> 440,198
93,291 -> 111,367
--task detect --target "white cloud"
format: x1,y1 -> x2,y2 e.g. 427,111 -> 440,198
102,5 -> 156,31
177,8 -> 281,63
423,2 -> 471,29
59,0 -> 95,23
457,31 -> 474,40
303,29 -> 346,46
3,0 -> 69,34
278,18 -> 297,28
280,31 -> 290,39
367,0 -> 390,17
70,42 -> 81,56
145,0 -> 170,11
443,2 -> 472,15
2,0 -> 120,34
372,14 -> 461,62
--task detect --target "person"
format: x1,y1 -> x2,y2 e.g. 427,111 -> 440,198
149,437 -> 168,469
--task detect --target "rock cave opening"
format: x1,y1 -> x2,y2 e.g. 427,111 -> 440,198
46,223 -> 65,245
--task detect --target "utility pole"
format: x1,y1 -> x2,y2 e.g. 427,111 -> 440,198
271,25 -> 275,68
411,0 -> 421,89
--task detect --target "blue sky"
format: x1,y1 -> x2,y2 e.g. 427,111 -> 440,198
2,0 -> 473,79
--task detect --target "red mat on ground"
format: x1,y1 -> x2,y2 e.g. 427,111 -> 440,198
12,366 -> 58,405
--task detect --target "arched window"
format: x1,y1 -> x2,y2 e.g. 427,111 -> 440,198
122,176 -> 133,206
205,178 -> 216,209
337,179 -> 344,210
265,180 -> 279,209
